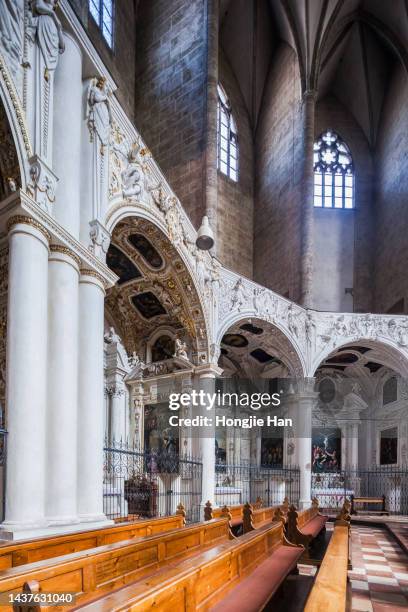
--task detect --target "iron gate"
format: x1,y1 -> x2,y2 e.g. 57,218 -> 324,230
103,439 -> 203,523
312,465 -> 408,514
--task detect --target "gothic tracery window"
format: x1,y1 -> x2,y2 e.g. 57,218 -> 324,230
89,0 -> 114,48
313,130 -> 354,209
217,84 -> 238,182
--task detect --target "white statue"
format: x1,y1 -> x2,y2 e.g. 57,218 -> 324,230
121,146 -> 142,198
87,76 -> 112,147
0,0 -> 24,72
29,0 -> 65,80
231,278 -> 248,312
174,338 -> 188,360
104,327 -> 121,344
128,351 -> 145,370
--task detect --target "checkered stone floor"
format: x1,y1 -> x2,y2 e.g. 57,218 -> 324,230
350,525 -> 408,611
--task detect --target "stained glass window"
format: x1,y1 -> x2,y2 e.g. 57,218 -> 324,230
314,130 -> 354,209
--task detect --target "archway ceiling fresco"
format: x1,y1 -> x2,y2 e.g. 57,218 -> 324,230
105,217 -> 208,360
218,318 -> 302,379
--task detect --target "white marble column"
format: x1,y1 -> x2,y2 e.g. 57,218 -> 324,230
52,34 -> 82,238
46,246 -> 80,525
296,379 -> 317,508
195,365 -> 222,512
2,217 -> 49,537
77,270 -> 111,525
109,386 -> 126,443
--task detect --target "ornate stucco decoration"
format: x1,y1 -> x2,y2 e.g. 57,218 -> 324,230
0,0 -> 24,96
110,126 -> 148,202
312,312 -> 408,375
105,114 -> 215,348
86,76 -> 112,222
26,153 -> 57,212
104,217 -> 209,364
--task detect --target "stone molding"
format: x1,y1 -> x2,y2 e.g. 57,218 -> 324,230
7,214 -> 51,242
49,244 -> 81,267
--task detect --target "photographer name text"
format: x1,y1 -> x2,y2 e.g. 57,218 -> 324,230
168,414 -> 293,429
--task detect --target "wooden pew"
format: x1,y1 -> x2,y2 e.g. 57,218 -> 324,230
0,518 -> 231,610
206,497 -> 290,536
242,500 -> 289,534
78,521 -> 304,612
0,512 -> 186,571
304,524 -> 350,612
204,502 -> 244,535
286,498 -> 328,559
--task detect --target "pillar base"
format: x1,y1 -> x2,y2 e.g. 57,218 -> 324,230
0,517 -> 113,541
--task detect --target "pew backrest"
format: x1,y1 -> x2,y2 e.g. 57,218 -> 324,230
77,521 -> 302,612
0,515 -> 185,570
0,519 -> 231,610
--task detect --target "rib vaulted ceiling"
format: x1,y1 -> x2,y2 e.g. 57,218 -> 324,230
220,0 -> 408,144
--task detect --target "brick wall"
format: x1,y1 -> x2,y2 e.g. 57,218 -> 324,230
374,63 -> 408,314
217,50 -> 254,278
315,95 -> 374,313
254,43 -> 302,301
134,0 -> 208,229
68,0 -> 137,120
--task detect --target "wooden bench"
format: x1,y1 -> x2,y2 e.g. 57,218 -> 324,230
0,518 -> 232,610
204,502 -> 244,535
242,500 -> 290,534
304,523 -> 350,612
350,494 -> 388,515
206,497 -> 290,536
78,521 -> 304,612
0,511 -> 186,571
286,498 -> 328,559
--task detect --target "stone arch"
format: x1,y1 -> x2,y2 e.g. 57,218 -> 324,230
104,209 -> 211,364
312,338 -> 408,378
0,58 -> 31,192
217,315 -> 307,378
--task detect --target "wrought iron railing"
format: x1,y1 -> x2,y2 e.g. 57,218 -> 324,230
103,439 -> 203,523
312,465 -> 408,514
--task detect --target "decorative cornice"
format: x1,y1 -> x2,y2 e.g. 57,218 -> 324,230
49,244 -> 81,267
7,215 -> 51,242
16,191 -> 118,288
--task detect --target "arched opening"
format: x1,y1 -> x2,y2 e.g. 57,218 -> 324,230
0,96 -> 22,523
102,215 -> 208,522
312,340 -> 408,514
214,316 -> 303,509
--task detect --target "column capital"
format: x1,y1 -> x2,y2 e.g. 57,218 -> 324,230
7,215 -> 51,243
79,268 -> 106,291
49,244 -> 81,268
105,384 -> 125,398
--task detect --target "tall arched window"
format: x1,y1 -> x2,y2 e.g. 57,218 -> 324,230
89,0 -> 114,48
217,84 -> 238,182
313,130 -> 354,209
